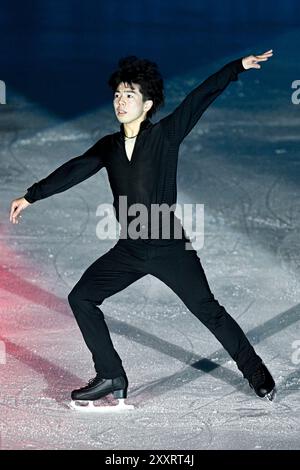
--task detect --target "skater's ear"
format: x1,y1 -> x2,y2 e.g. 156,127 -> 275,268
143,99 -> 153,113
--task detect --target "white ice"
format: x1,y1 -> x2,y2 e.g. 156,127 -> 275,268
0,31 -> 300,450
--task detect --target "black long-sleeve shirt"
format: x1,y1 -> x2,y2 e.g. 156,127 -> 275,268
24,57 -> 246,239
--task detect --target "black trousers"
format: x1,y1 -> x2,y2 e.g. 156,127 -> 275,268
68,236 -> 262,379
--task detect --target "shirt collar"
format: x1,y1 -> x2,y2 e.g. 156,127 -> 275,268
119,117 -> 152,137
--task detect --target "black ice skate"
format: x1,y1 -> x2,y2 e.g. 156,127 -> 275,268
69,374 -> 134,412
248,363 -> 276,401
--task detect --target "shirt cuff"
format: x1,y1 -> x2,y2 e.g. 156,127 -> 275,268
227,57 -> 246,82
24,193 -> 35,204
233,57 -> 246,74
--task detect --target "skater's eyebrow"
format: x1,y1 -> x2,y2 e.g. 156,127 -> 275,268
115,89 -> 138,93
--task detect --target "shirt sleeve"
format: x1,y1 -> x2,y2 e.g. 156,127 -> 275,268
23,136 -> 107,203
159,57 -> 246,145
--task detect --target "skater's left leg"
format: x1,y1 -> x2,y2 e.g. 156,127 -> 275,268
148,239 -> 262,379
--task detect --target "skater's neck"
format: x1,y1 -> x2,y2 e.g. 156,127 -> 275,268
123,116 -> 147,139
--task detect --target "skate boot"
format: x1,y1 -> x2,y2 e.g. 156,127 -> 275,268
248,363 -> 276,401
69,374 -> 134,412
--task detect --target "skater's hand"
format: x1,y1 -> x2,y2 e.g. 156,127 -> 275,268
9,197 -> 31,224
242,49 -> 273,70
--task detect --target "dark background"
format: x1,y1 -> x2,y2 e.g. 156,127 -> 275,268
1,0 -> 300,117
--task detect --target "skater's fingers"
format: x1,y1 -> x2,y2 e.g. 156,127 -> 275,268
10,202 -> 22,223
255,54 -> 272,59
10,197 -> 31,223
255,53 -> 273,60
258,52 -> 273,57
243,52 -> 273,70
12,209 -> 21,223
257,49 -> 273,56
9,201 -> 18,222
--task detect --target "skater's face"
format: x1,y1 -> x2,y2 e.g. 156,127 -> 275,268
113,81 -> 153,124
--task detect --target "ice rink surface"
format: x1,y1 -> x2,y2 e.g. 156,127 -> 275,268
0,28 -> 300,449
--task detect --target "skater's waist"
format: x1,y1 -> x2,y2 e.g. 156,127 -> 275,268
118,213 -> 186,240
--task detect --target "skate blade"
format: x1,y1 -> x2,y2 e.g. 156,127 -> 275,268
69,398 -> 134,412
266,387 -> 276,402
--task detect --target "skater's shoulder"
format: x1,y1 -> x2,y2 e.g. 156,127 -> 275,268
92,132 -> 115,147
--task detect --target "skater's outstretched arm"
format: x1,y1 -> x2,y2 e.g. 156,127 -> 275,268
160,49 -> 273,145
9,136 -> 108,224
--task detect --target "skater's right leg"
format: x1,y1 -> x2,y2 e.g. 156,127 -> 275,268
68,239 -> 146,379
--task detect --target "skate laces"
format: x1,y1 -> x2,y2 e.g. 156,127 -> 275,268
86,374 -> 102,388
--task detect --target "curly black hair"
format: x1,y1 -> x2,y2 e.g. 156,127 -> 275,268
107,55 -> 165,118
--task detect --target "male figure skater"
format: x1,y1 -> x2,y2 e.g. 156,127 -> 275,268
10,49 -> 276,407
